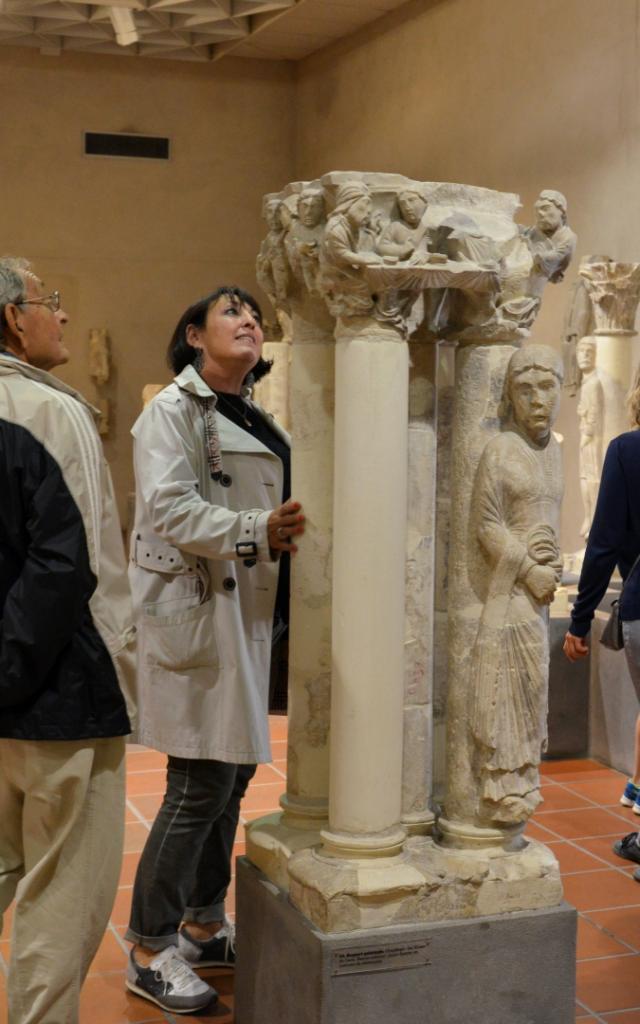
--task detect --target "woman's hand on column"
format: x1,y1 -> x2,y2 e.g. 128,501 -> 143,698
268,499 -> 305,555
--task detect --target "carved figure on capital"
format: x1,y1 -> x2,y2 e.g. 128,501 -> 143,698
521,190 -> 577,301
285,188 -> 326,296
257,197 -> 291,311
469,345 -> 563,828
376,188 -> 436,262
319,180 -> 380,320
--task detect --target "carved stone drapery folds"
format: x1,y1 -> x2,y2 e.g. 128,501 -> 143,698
248,172 -> 572,931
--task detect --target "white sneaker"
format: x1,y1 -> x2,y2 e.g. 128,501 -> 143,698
126,945 -> 217,1013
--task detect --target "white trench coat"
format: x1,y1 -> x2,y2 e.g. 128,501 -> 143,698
129,365 -> 288,763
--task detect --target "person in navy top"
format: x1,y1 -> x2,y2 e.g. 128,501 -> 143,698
564,380 -> 640,845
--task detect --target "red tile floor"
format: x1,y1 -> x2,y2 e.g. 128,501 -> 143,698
2,730 -> 640,1021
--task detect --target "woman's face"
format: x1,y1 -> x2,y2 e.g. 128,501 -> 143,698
191,296 -> 264,379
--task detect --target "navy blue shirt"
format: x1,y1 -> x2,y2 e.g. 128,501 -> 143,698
570,430 -> 640,637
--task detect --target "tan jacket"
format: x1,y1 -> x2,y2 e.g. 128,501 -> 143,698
129,365 -> 288,763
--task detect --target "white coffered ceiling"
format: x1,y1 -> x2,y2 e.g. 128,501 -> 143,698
0,0 -> 411,62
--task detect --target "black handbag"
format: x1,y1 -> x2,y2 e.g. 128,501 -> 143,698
600,553 -> 640,651
600,599 -> 623,651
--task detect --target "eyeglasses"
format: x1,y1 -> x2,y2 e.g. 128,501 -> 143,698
18,290 -> 61,313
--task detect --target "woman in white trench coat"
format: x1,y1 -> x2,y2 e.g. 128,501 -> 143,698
124,286 -> 304,1014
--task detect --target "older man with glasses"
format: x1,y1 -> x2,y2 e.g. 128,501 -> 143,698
0,256 -> 137,1024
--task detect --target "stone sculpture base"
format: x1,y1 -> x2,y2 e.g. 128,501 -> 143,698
235,858 -> 576,1024
284,835 -> 562,932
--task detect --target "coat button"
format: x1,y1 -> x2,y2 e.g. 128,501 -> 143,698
223,577 -> 237,592
221,474 -> 232,487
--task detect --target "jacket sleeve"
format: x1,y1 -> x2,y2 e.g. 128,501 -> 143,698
133,396 -> 274,562
0,434 -> 97,708
570,438 -> 626,637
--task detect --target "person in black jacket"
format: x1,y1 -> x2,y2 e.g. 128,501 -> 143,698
0,257 -> 136,1024
564,375 -> 640,869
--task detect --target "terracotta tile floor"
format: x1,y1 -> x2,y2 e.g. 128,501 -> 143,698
2,734 -> 640,1021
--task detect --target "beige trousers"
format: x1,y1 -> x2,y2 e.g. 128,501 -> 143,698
0,737 -> 126,1024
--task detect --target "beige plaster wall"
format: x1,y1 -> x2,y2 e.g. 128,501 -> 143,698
0,48 -> 294,522
294,0 -> 640,551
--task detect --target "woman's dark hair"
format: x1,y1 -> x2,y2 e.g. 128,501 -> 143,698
167,285 -> 271,383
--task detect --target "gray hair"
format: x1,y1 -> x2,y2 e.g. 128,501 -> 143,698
0,257 -> 31,343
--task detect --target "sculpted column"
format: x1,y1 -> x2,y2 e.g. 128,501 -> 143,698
248,189 -> 333,885
288,177 -> 414,928
438,190 -> 576,910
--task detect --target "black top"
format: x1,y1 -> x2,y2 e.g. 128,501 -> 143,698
215,392 -> 290,632
0,418 -> 130,739
570,430 -> 640,637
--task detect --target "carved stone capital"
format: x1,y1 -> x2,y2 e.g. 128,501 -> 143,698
256,174 -> 566,344
579,258 -> 640,335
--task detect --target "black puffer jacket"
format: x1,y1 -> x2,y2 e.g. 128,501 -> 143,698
0,357 -> 135,739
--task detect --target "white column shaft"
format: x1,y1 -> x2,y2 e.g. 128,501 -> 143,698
328,329 -> 408,844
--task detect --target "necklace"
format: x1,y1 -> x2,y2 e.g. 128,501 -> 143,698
216,391 -> 252,428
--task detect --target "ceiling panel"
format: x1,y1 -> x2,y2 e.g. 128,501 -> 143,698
0,0 -> 413,62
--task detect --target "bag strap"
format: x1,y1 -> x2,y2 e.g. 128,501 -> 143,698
621,552 -> 640,596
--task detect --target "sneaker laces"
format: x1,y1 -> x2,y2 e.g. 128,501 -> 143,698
152,949 -> 200,988
225,922 -> 236,959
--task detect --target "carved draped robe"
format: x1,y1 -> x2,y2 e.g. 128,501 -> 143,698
470,428 -> 563,825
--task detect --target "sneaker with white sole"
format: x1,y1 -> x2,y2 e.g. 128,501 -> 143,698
620,779 -> 640,807
126,946 -> 217,1013
179,921 -> 236,969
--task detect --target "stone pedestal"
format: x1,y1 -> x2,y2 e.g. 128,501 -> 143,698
236,857 -> 576,1024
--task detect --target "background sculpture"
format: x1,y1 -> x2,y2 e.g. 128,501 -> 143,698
88,327 -> 111,436
576,337 -> 604,539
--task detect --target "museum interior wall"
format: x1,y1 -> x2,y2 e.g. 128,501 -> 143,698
0,48 -> 295,519
293,0 -> 640,552
3,0 -> 639,547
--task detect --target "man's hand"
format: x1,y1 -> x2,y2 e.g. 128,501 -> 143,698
563,631 -> 589,662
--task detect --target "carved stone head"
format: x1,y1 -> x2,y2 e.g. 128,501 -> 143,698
397,188 -> 427,229
332,181 -> 372,227
534,190 -> 567,232
507,344 -> 563,444
298,189 -> 325,228
576,336 -> 597,372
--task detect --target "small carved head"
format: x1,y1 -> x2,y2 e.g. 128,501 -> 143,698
534,190 -> 567,231
576,336 -> 597,372
332,181 -> 372,227
397,188 -> 427,229
298,189 -> 325,228
264,198 -> 283,232
506,344 -> 563,445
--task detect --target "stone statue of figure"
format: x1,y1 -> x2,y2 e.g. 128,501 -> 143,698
320,180 -> 380,318
522,190 -> 577,301
376,188 -> 434,261
286,188 -> 326,295
256,198 -> 291,310
469,344 -> 564,827
562,256 -> 609,396
88,328 -> 110,386
576,337 -> 604,539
